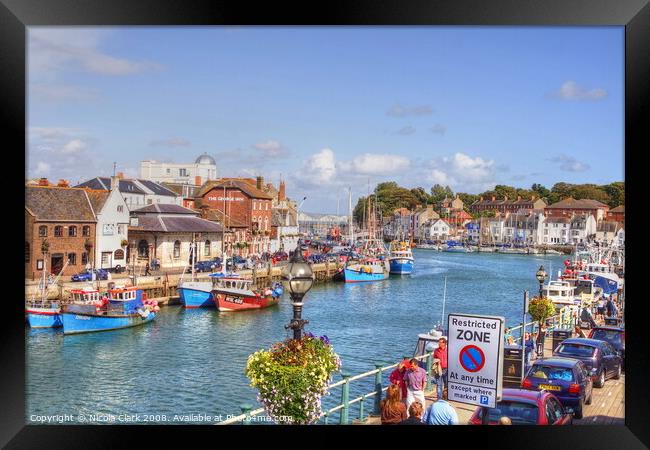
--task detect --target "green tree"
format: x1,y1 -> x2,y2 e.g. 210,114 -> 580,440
572,184 -> 610,204
602,182 -> 624,208
531,183 -> 551,201
411,187 -> 432,206
493,185 -> 518,200
430,184 -> 448,204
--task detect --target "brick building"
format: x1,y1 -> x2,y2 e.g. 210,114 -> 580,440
25,186 -> 97,278
469,195 -> 546,215
544,198 -> 609,222
195,177 -> 274,254
606,205 -> 624,224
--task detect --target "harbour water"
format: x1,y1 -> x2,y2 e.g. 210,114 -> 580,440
26,250 -> 567,423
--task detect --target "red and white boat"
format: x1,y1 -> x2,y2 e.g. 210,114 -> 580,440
212,277 -> 283,312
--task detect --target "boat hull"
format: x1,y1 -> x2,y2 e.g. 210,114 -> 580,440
26,308 -> 62,328
389,258 -> 414,274
214,293 -> 279,312
343,267 -> 389,282
178,282 -> 214,308
61,311 -> 156,334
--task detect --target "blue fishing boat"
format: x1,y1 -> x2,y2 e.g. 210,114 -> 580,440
340,257 -> 390,282
61,286 -> 158,334
178,236 -> 216,308
388,240 -> 414,275
25,260 -> 70,328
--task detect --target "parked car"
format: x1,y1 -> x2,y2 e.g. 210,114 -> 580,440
521,357 -> 593,419
71,268 -> 109,282
468,388 -> 573,425
225,256 -> 248,271
193,257 -> 222,273
588,326 -> 625,370
552,338 -> 622,388
272,251 -> 288,261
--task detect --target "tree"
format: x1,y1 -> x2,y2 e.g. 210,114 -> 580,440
493,185 -> 518,200
572,184 -> 610,204
430,184 -> 451,204
602,182 -> 624,208
531,183 -> 551,201
528,296 -> 555,349
410,187 -> 431,205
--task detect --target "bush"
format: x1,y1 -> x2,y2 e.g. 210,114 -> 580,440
245,333 -> 341,424
528,296 -> 555,323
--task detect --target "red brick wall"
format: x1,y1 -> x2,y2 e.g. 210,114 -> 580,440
200,187 -> 272,232
25,212 -> 96,278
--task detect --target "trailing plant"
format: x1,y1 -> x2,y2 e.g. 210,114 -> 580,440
245,333 -> 341,424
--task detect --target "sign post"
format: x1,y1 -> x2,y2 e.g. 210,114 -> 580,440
447,313 -> 504,423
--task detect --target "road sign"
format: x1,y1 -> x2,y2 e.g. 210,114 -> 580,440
447,313 -> 504,409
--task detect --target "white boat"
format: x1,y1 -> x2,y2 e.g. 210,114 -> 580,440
498,247 -> 528,254
544,249 -> 562,255
478,246 -> 497,253
542,280 -> 577,308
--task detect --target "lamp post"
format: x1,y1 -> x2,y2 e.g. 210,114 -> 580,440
283,244 -> 315,340
535,265 -> 547,356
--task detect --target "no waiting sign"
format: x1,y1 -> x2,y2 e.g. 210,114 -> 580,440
447,313 -> 504,409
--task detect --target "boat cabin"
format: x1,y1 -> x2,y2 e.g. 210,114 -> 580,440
543,281 -> 576,306
413,329 -> 445,358
213,277 -> 253,291
70,289 -> 102,304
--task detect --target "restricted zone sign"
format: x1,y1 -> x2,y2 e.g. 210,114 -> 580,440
447,313 -> 504,409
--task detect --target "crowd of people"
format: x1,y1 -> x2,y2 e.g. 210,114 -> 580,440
381,337 -> 459,425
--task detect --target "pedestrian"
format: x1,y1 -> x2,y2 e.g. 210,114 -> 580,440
398,401 -> 426,425
422,388 -> 459,425
405,358 -> 427,415
433,337 -> 448,400
389,359 -> 410,403
144,262 -> 151,276
499,416 -> 512,425
380,384 -> 407,425
524,332 -> 535,368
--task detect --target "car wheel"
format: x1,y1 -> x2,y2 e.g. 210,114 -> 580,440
574,401 -> 583,420
613,364 -> 621,380
595,369 -> 605,388
115,265 -> 121,273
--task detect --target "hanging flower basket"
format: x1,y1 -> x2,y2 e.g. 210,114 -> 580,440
245,333 -> 341,424
120,239 -> 129,248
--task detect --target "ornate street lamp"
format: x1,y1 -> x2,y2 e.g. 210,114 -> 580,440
283,244 -> 315,340
535,265 -> 547,298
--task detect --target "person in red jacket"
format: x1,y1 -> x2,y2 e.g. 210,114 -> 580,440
433,337 -> 448,400
389,359 -> 411,402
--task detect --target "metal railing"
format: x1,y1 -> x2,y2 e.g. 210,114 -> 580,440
218,351 -> 436,425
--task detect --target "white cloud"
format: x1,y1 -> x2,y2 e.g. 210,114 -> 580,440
34,161 -> 51,175
61,139 -> 87,154
343,153 -> 410,176
29,28 -> 162,78
387,104 -> 433,117
552,81 -> 607,101
300,148 -> 337,184
427,152 -> 496,192
549,154 -> 590,172
252,139 -> 288,157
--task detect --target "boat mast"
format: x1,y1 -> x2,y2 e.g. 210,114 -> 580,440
441,275 -> 447,331
348,187 -> 354,248
191,232 -> 196,281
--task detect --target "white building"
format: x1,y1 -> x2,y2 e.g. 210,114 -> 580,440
615,228 -> 625,247
424,219 -> 451,240
140,153 -> 218,186
85,177 -> 130,271
503,212 -> 545,245
488,216 -> 506,244
76,176 -> 182,210
569,214 -> 597,244
542,217 -> 571,244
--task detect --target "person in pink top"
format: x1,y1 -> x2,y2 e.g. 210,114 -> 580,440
389,359 -> 410,402
405,358 -> 427,416
433,337 -> 448,400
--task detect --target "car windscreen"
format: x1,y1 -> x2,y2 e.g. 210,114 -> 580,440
591,330 -> 623,345
528,365 -> 574,382
556,343 -> 596,358
485,401 -> 539,425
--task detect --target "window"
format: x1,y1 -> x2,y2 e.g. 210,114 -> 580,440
173,240 -> 181,258
103,224 -> 114,235
138,240 -> 149,258
117,205 -> 124,213
166,168 -> 171,174
204,240 -> 211,256
38,226 -> 47,237
68,253 -> 77,265
68,226 -> 77,237
82,226 -> 91,237
54,226 -> 63,237
147,199 -> 153,205
179,168 -> 187,177
253,202 -> 256,210
25,242 -> 30,263
81,252 -> 88,265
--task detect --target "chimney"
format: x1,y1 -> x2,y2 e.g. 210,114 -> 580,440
38,177 -> 49,186
117,172 -> 124,179
503,195 -> 508,201
256,176 -> 264,190
195,175 -> 202,186
491,196 -> 496,201
531,195 -> 536,201
517,195 -> 521,201
56,179 -> 69,187
480,196 -> 483,201
278,180 -> 286,201
110,176 -> 119,191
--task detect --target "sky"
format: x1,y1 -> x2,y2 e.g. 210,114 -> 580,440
27,26 -> 624,214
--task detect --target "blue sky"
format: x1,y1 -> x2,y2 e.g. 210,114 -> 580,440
27,26 -> 624,213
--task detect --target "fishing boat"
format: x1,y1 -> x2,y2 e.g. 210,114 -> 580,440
25,260 -> 69,328
388,239 -> 414,274
443,241 -> 470,253
477,245 -> 497,253
61,286 -> 158,334
212,276 -> 283,312
544,249 -> 562,255
340,257 -> 390,282
178,235 -> 215,308
542,280 -> 577,309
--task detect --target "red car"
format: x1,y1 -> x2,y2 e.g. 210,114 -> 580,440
468,388 -> 573,425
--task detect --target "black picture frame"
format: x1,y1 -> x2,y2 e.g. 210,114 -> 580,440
4,0 -> 648,447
